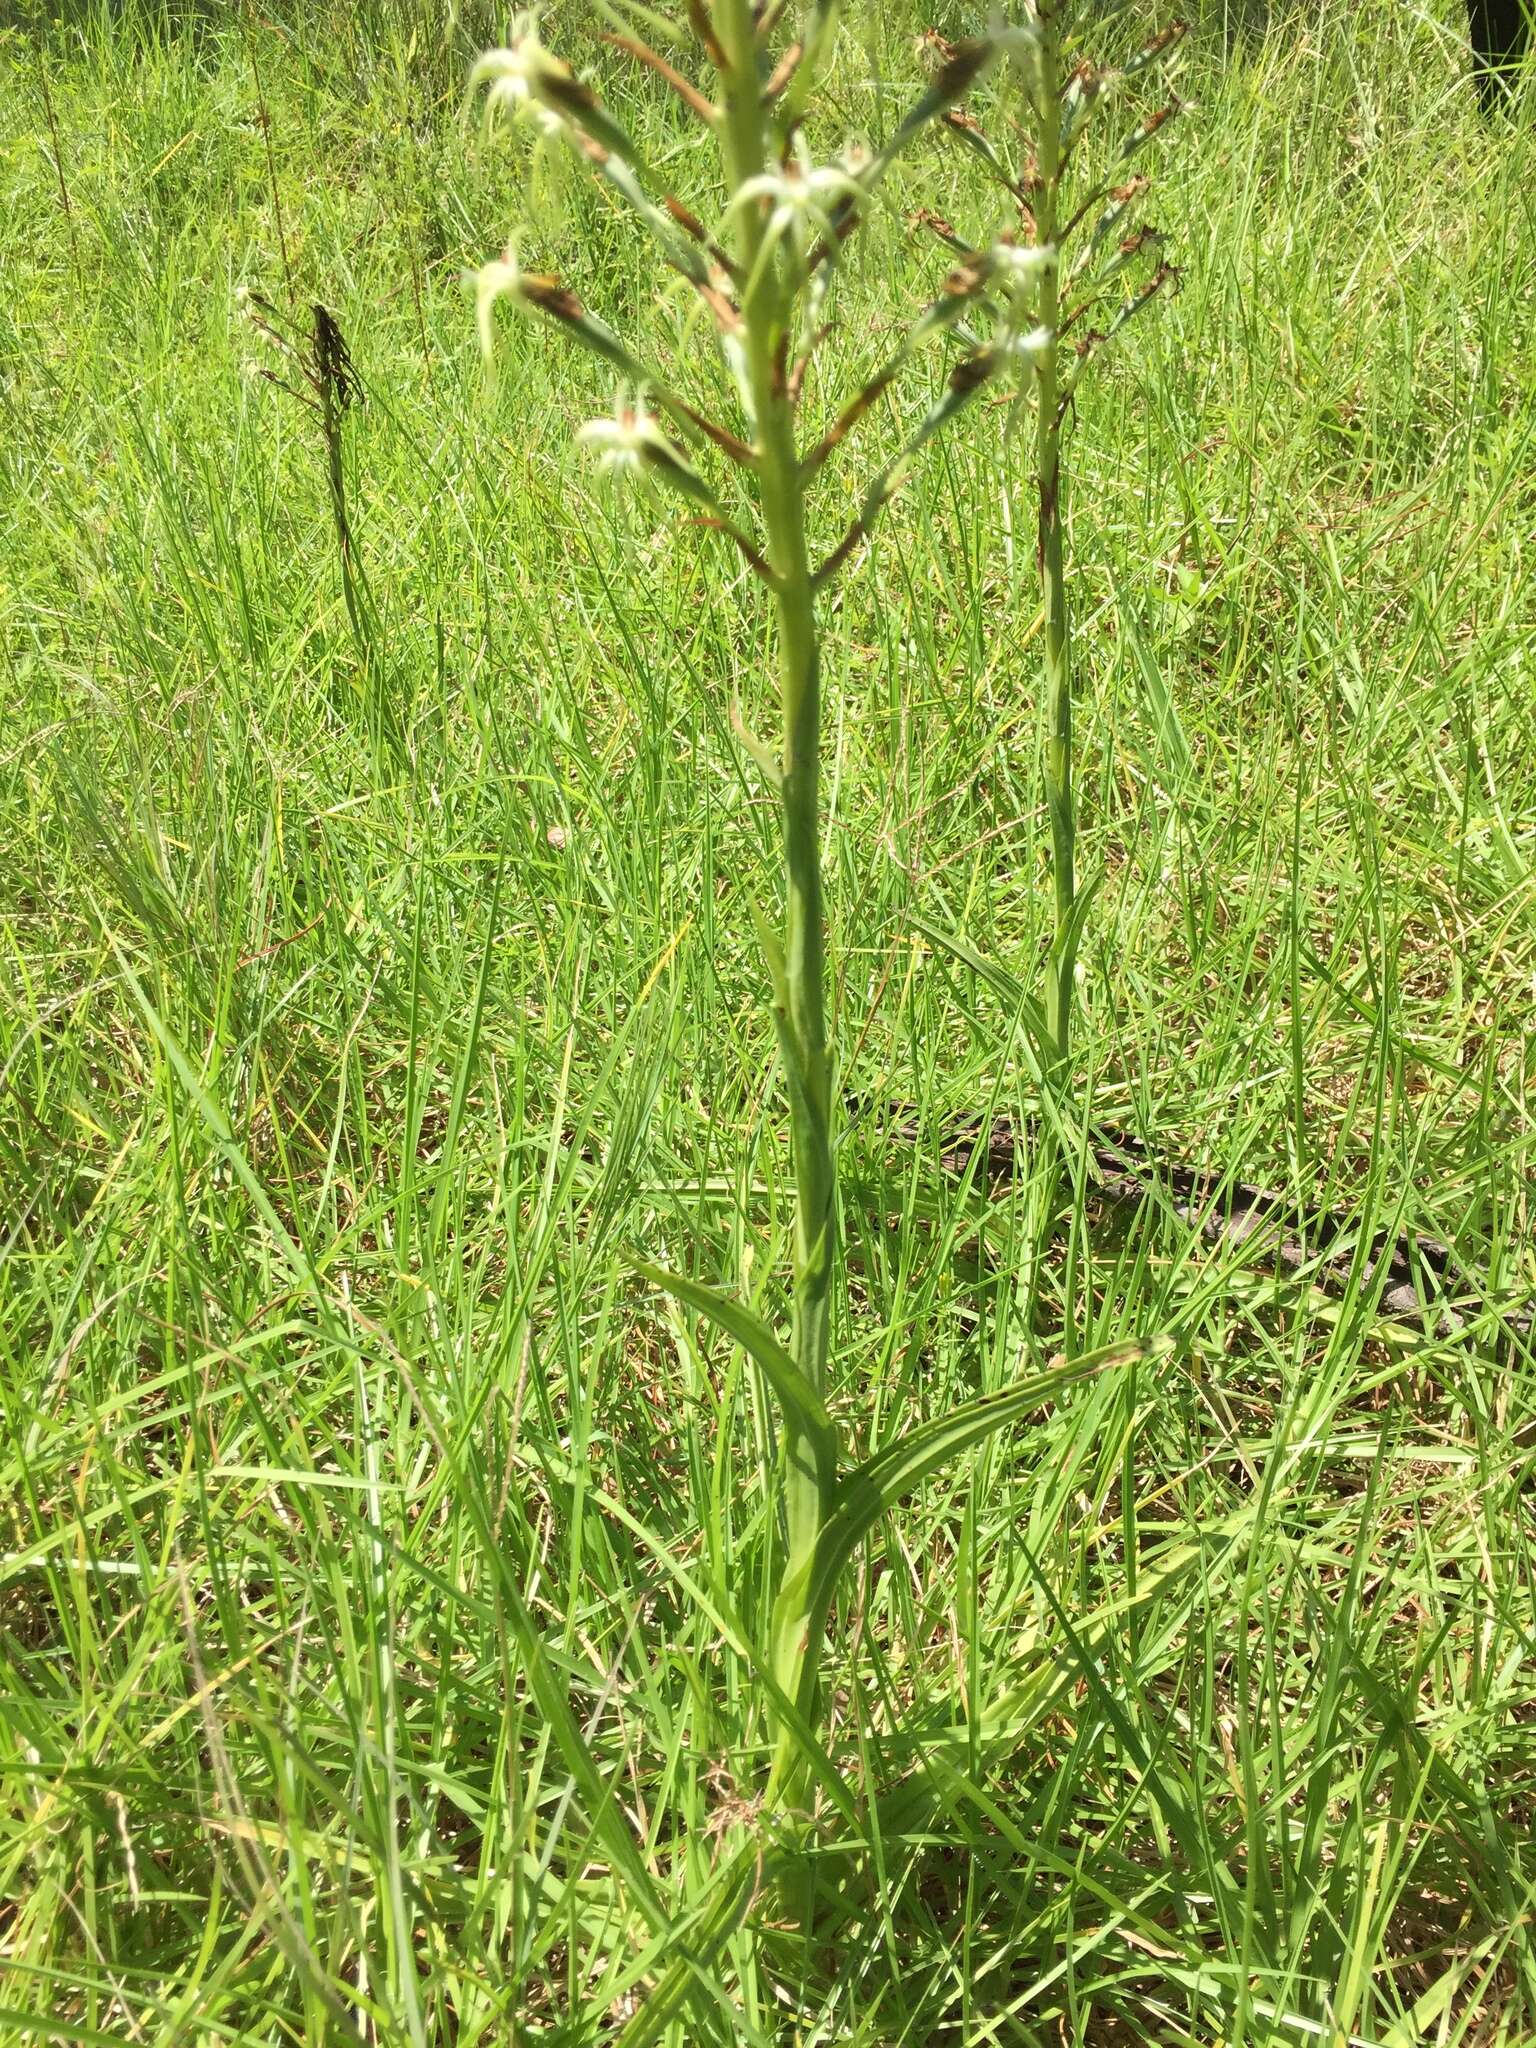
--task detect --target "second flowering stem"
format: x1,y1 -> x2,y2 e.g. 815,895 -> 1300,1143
1030,21 -> 1078,1073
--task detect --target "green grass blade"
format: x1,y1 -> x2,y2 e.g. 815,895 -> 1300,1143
808,1335 -> 1171,1625
633,1258 -> 840,1468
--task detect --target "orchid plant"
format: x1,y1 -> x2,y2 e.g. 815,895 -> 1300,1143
941,5 -> 1189,1068
470,3 -> 1183,2036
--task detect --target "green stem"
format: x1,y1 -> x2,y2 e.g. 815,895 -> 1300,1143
1033,14 -> 1075,1071
715,0 -> 836,1793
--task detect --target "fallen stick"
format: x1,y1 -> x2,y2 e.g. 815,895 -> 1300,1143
866,1102 -> 1535,1342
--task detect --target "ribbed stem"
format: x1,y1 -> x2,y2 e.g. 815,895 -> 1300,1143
715,0 -> 836,1784
1033,13 -> 1075,1069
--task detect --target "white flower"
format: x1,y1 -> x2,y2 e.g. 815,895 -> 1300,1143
1006,323 -> 1055,367
473,247 -> 527,359
470,13 -> 570,134
991,240 -> 1057,285
726,142 -> 867,254
575,395 -> 667,473
994,245 -> 1058,346
575,391 -> 712,506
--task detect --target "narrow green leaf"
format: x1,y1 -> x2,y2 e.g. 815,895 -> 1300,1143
632,1259 -> 839,1460
348,1318 -> 679,1961
111,939 -> 320,1299
731,698 -> 784,788
909,914 -> 1045,1039
1042,867 -> 1103,1049
740,904 -> 833,1202
808,1335 -> 1170,1622
780,0 -> 844,124
746,889 -> 789,1008
1056,864 -> 1097,983
1115,591 -> 1193,784
612,1843 -> 768,2048
908,914 -> 1084,1161
130,922 -> 700,1991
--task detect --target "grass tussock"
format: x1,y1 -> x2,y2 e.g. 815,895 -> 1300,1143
1,2 -> 1535,2043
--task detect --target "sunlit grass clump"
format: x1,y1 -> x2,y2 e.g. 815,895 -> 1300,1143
2,2 -> 1535,2044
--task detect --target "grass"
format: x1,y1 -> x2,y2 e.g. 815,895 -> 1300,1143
2,1 -> 1535,2041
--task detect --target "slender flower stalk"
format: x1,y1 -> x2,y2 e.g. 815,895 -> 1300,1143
711,2 -> 838,1789
1033,19 -> 1075,1067
470,7 -> 1173,2036
470,0 -> 999,1797
960,3 -> 1188,1071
